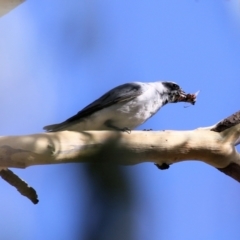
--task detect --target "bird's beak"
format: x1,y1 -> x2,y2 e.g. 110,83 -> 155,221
171,89 -> 199,105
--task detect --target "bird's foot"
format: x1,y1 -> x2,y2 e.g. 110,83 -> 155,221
121,127 -> 131,134
155,163 -> 170,170
105,120 -> 131,133
104,120 -> 131,134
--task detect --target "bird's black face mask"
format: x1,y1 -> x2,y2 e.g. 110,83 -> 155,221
162,81 -> 198,105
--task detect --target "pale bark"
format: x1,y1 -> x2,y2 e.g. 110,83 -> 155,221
0,127 -> 239,169
0,110 -> 240,204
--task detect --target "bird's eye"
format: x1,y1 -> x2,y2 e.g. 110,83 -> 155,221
171,83 -> 179,90
162,82 -> 180,91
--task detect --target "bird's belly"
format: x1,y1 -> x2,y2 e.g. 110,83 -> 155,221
71,95 -> 163,131
92,96 -> 162,130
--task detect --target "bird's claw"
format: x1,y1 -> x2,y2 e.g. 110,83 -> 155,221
121,127 -> 131,134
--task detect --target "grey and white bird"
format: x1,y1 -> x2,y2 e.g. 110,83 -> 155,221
43,81 -> 196,132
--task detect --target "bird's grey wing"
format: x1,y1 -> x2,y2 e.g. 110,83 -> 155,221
43,83 -> 143,131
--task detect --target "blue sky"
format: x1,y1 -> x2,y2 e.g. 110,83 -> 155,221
0,0 -> 240,239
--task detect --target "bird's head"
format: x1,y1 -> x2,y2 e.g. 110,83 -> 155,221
161,82 -> 197,105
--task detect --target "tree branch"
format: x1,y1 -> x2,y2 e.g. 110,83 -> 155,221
0,127 -> 239,168
210,110 -> 240,182
0,169 -> 38,204
0,110 -> 240,203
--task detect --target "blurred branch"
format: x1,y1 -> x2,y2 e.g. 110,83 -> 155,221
0,110 -> 240,203
0,0 -> 25,17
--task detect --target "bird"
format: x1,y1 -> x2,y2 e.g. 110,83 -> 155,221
43,81 -> 196,132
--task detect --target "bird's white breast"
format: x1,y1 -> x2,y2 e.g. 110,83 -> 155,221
63,82 -> 166,131
88,83 -> 164,130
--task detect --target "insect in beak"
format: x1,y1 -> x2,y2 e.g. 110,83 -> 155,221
183,90 -> 200,107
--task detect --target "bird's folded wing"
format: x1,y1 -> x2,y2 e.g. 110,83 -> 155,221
60,83 -> 143,123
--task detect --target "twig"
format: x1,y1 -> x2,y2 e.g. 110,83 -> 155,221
0,169 -> 38,204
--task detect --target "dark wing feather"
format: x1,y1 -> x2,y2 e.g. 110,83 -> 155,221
44,83 -> 143,131
64,83 -> 142,123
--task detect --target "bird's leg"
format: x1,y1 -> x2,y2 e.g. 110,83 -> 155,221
104,120 -> 131,133
121,127 -> 131,133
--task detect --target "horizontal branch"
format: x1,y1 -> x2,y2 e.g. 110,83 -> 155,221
0,126 -> 239,169
0,111 -> 240,203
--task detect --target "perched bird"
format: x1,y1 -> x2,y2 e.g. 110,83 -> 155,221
43,81 -> 196,132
